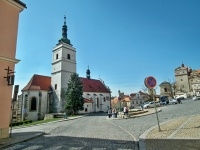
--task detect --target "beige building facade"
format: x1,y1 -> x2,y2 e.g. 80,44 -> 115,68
0,0 -> 26,138
174,63 -> 200,97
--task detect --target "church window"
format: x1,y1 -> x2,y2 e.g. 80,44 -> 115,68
164,88 -> 168,92
97,97 -> 99,108
30,97 -> 37,111
67,54 -> 71,60
103,97 -> 106,102
55,84 -> 57,90
56,54 -> 58,59
85,108 -> 88,112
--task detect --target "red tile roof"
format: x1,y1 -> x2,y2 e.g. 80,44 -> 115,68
22,74 -> 51,91
79,77 -> 110,93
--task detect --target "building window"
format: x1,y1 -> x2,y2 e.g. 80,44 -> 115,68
85,108 -> 88,112
140,101 -> 142,104
104,97 -> 106,102
181,79 -> 183,81
55,84 -> 57,90
67,54 -> 70,60
56,54 -> 58,59
30,97 -> 37,111
97,97 -> 99,108
136,101 -> 138,104
164,88 -> 168,92
132,101 -> 134,104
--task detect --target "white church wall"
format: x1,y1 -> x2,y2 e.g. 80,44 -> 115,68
40,91 -> 48,119
79,103 -> 92,114
82,92 -> 110,112
22,91 -> 48,121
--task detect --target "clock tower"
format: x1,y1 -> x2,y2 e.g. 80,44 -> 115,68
51,16 -> 76,112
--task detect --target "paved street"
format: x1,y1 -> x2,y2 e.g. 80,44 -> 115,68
4,99 -> 200,150
108,98 -> 200,140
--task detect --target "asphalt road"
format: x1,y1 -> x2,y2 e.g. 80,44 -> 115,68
5,98 -> 200,150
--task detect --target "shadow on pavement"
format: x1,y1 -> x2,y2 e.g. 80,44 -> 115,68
3,132 -> 137,150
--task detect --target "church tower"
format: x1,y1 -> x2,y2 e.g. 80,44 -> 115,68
51,16 -> 76,112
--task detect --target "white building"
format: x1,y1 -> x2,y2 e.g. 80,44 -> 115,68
20,17 -> 111,121
21,75 -> 51,121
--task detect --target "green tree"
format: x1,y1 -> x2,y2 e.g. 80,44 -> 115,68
65,73 -> 84,114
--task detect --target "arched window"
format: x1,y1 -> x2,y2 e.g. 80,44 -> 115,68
164,88 -> 168,92
30,97 -> 37,111
67,54 -> 71,60
97,97 -> 99,108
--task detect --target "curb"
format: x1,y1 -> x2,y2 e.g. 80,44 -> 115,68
13,116 -> 85,129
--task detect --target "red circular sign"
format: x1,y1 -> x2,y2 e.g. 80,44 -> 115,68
144,76 -> 157,89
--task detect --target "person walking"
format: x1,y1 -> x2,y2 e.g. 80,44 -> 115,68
123,106 -> 128,119
112,108 -> 118,118
108,108 -> 112,118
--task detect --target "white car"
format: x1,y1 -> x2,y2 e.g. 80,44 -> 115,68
175,93 -> 187,100
169,99 -> 178,104
143,101 -> 160,109
193,96 -> 200,101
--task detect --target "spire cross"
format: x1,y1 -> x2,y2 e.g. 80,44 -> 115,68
64,15 -> 66,25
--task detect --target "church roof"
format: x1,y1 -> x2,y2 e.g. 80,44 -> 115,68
79,77 -> 110,93
22,74 -> 51,91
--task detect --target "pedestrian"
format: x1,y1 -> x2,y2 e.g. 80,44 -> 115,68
123,106 -> 128,119
108,108 -> 112,118
112,108 -> 117,118
141,104 -> 144,111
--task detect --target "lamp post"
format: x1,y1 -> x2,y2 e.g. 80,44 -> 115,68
118,90 -> 121,112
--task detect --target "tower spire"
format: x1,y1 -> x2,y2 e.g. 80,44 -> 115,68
58,15 -> 72,45
86,66 -> 91,79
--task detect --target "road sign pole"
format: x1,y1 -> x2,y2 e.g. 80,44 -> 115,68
145,76 -> 161,132
151,89 -> 161,131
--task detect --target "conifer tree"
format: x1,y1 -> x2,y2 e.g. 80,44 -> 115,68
65,73 -> 84,114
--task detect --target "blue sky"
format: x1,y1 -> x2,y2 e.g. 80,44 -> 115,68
15,0 -> 200,96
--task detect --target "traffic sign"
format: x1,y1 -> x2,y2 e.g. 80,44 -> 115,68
144,76 -> 157,89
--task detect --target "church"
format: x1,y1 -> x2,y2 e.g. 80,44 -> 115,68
20,17 -> 111,121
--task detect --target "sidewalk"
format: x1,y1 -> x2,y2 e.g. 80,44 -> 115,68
0,116 -> 83,149
107,108 -> 160,119
139,114 -> 200,150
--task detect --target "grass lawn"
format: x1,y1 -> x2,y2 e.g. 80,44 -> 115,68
13,115 -> 81,128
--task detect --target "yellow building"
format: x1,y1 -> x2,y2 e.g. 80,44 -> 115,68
0,0 -> 26,138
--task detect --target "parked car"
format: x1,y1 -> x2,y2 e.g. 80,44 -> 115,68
193,96 -> 200,101
169,99 -> 178,104
175,93 -> 187,100
159,96 -> 169,105
143,101 -> 160,109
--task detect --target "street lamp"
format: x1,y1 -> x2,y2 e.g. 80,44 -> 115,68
118,90 -> 121,112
